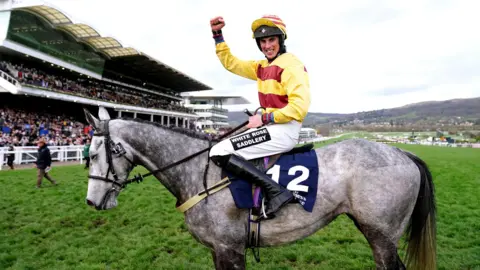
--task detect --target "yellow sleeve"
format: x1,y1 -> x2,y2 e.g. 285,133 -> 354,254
216,42 -> 258,81
273,66 -> 311,123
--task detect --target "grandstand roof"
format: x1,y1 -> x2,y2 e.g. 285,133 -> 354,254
182,91 -> 251,105
5,2 -> 212,92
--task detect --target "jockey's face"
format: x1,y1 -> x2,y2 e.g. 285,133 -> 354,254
259,36 -> 280,60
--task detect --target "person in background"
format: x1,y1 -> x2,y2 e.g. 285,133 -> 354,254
35,137 -> 57,188
0,113 -> 4,131
6,145 -> 15,170
83,139 -> 91,169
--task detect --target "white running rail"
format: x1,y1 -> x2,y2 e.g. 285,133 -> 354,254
0,145 -> 84,170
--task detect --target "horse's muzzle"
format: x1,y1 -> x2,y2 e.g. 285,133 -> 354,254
86,199 -> 106,210
86,198 -> 96,207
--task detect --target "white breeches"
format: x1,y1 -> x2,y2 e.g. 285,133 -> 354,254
209,120 -> 302,160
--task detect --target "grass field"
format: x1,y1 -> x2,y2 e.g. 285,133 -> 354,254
1,142 -> 479,269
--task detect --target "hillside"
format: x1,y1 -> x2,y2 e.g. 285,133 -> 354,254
227,111 -> 348,126
227,97 -> 480,127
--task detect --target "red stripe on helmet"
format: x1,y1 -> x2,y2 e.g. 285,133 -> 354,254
261,15 -> 286,27
262,15 -> 282,20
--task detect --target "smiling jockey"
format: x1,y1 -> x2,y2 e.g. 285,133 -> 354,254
208,15 -> 311,219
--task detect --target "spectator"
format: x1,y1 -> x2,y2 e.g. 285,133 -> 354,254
6,145 -> 15,170
83,139 -> 91,169
34,137 -> 58,188
1,59 -> 199,147
0,113 -> 4,130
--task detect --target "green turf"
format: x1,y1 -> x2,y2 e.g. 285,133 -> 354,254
1,143 -> 479,269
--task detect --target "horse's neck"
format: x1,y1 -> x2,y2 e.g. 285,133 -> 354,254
123,121 -> 212,203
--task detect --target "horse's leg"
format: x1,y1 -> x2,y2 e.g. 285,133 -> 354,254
347,214 -> 405,270
211,246 -> 245,270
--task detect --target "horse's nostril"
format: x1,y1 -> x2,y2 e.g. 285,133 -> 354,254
86,199 -> 95,206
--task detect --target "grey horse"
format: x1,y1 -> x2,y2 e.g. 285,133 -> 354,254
84,107 -> 436,270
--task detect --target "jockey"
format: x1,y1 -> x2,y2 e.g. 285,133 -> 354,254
208,15 -> 311,219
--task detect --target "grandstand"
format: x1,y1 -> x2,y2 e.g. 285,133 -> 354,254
182,92 -> 250,130
299,128 -> 318,140
0,0 -> 212,150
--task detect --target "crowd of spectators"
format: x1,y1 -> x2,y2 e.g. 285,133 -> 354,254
0,60 -> 232,148
1,102 -> 238,148
0,107 -> 92,147
0,61 -> 194,114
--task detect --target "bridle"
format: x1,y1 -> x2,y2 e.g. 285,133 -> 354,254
87,120 -> 138,189
87,108 -> 259,202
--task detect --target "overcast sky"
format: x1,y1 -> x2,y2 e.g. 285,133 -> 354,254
43,0 -> 480,113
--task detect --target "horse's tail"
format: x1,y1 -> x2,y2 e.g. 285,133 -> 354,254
401,150 -> 437,270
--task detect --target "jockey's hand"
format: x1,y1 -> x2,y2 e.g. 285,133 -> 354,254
210,16 -> 225,31
246,114 -> 263,129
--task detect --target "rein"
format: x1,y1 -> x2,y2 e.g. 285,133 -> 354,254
123,109 -> 254,185
88,109 -> 256,198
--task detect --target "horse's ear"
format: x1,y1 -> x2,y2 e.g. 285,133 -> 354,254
98,106 -> 111,120
84,108 -> 100,129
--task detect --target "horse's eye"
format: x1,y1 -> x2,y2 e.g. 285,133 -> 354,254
91,154 -> 98,160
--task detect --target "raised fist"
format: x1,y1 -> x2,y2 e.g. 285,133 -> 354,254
210,16 -> 225,31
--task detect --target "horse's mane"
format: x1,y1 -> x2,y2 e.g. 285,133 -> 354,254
116,117 -> 220,142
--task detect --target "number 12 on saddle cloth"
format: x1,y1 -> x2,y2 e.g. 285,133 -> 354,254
227,149 -> 319,212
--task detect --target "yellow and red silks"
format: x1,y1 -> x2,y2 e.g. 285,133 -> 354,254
215,41 -> 311,124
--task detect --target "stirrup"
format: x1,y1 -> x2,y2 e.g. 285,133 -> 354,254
259,190 -> 294,221
257,198 -> 274,221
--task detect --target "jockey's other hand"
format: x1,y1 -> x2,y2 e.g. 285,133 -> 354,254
210,16 -> 225,31
246,114 -> 263,129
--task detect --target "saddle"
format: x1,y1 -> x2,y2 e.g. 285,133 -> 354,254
223,142 -> 317,209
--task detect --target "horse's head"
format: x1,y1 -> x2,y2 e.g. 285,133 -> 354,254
84,107 -> 137,210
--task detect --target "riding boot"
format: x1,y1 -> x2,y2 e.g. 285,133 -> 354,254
222,155 -> 294,219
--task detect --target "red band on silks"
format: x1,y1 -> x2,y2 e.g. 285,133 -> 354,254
258,92 -> 288,109
256,65 -> 284,82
